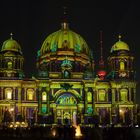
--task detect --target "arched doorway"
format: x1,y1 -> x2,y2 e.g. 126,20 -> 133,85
55,93 -> 78,125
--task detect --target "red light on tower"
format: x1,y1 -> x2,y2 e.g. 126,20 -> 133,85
98,70 -> 107,80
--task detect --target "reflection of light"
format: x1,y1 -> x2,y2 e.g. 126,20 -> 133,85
21,122 -> 25,125
9,125 -> 13,128
14,124 -> 18,128
16,122 -> 20,125
52,129 -> 56,137
74,125 -> 82,137
135,125 -> 139,128
119,109 -> 123,113
10,108 -> 14,112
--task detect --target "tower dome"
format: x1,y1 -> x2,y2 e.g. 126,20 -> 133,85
0,34 -> 24,79
111,35 -> 130,53
1,33 -> 22,54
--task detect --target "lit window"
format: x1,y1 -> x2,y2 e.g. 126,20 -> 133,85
120,61 -> 125,70
5,88 -> 12,99
42,92 -> 47,101
87,92 -> 92,102
7,92 -> 12,99
120,89 -> 128,101
27,89 -> 34,100
99,89 -> 106,101
7,61 -> 12,69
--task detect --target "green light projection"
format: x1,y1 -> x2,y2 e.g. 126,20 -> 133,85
51,43 -> 57,52
87,107 -> 93,114
74,43 -> 81,53
42,104 -> 47,113
56,94 -> 77,105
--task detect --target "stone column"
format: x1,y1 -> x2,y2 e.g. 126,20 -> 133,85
35,108 -> 38,123
18,87 -> 22,114
84,87 -> 88,114
129,88 -> 131,102
24,107 -> 27,122
24,88 -> 27,101
0,107 -> 2,123
109,107 -> 112,124
13,87 -> 16,100
134,88 -> 136,103
54,108 -> 57,124
1,87 -> 3,100
112,89 -> 115,103
38,87 -> 42,114
117,88 -> 119,102
46,87 -> 50,114
34,88 -> 36,101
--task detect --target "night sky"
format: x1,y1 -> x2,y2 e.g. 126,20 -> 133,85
0,0 -> 140,103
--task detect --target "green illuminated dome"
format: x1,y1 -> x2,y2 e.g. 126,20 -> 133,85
111,35 -> 130,53
40,22 -> 90,56
1,34 -> 22,54
37,22 -> 94,78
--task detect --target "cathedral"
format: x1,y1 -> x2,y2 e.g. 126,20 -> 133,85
0,18 -> 137,126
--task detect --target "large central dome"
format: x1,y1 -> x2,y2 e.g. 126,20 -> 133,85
40,22 -> 90,57
37,22 -> 94,79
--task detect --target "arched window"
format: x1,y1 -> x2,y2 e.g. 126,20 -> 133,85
56,94 -> 77,105
87,92 -> 92,102
120,61 -> 125,70
7,61 -> 12,69
27,89 -> 34,100
120,89 -> 128,101
42,91 -> 47,101
5,88 -> 12,99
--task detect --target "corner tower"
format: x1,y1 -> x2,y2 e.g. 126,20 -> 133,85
108,35 -> 134,80
0,34 -> 24,79
108,35 -> 136,124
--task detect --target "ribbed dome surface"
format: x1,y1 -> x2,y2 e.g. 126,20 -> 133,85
40,23 -> 90,56
111,36 -> 130,53
1,38 -> 22,54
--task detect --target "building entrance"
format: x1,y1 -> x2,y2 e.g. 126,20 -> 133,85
55,93 -> 78,125
56,107 -> 77,125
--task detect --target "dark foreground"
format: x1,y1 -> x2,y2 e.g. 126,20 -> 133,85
0,125 -> 140,140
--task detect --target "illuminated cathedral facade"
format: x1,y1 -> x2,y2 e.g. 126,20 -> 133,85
0,20 -> 137,126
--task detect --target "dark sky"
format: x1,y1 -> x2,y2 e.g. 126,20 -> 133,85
0,0 -> 140,103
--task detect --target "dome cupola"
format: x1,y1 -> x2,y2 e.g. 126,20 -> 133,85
0,33 -> 24,79
110,35 -> 130,53
1,33 -> 22,54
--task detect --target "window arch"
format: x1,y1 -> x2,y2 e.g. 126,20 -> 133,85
56,94 -> 77,105
27,89 -> 34,100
